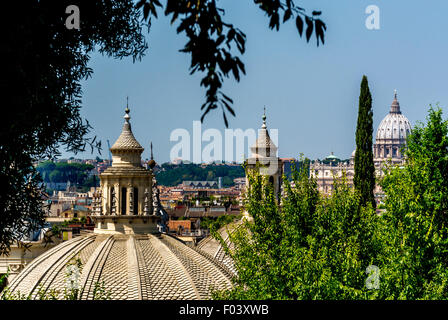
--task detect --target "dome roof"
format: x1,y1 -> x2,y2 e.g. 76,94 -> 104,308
197,221 -> 241,275
7,233 -> 233,300
376,91 -> 412,141
325,152 -> 339,161
110,108 -> 144,153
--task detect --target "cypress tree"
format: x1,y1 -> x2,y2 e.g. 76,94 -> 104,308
354,75 -> 376,209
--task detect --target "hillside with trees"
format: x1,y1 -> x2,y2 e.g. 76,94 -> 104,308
36,161 -> 98,192
155,163 -> 245,187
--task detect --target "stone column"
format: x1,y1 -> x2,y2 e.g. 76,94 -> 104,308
96,189 -> 103,216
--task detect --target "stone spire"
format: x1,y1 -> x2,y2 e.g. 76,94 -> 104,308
250,107 -> 277,158
148,141 -> 156,169
390,89 -> 401,114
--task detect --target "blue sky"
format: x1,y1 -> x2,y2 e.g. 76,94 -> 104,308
65,0 -> 448,163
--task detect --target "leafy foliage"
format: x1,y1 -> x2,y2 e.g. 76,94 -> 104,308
214,161 -> 379,299
200,214 -> 241,233
137,0 -> 326,125
378,106 -> 448,299
37,161 -> 94,184
214,106 -> 448,300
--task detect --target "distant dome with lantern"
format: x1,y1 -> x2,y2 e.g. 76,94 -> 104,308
374,90 -> 412,162
375,90 -> 412,141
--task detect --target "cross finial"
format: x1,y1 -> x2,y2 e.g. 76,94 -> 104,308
124,96 -> 130,122
125,96 -> 130,113
394,89 -> 397,99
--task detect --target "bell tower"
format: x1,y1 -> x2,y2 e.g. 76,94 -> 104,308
92,104 -> 159,234
245,108 -> 283,200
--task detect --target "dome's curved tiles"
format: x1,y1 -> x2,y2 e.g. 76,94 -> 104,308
250,112 -> 278,158
7,233 -> 233,300
376,113 -> 412,141
197,222 -> 242,276
110,110 -> 144,152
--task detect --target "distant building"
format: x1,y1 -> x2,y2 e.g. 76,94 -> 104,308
233,177 -> 246,190
280,157 -> 296,180
310,152 -> 354,194
182,180 -> 218,189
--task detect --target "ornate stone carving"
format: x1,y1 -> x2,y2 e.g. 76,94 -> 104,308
111,186 -> 117,215
9,263 -> 24,273
152,177 -> 159,216
94,189 -> 103,216
143,188 -> 150,216
128,186 -> 134,215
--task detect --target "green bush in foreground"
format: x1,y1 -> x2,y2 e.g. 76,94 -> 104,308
214,106 -> 448,300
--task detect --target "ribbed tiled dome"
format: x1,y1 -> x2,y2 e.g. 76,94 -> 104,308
110,108 -> 144,152
375,91 -> 411,141
197,222 -> 241,276
7,233 -> 233,300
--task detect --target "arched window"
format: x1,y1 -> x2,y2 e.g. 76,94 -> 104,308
133,187 -> 138,215
121,187 -> 127,215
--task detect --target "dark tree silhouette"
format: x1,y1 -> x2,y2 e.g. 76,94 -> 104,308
354,76 -> 376,209
1,0 -> 147,255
